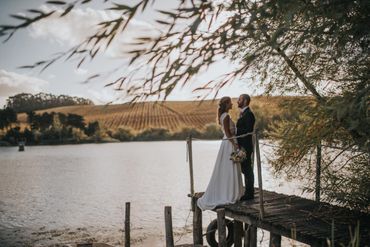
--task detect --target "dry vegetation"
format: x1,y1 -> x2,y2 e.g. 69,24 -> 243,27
17,96 -> 290,132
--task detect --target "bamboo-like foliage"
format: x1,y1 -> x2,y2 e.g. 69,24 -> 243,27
1,0 -> 369,209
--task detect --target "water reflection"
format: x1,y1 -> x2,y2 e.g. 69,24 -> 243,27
0,141 -> 309,246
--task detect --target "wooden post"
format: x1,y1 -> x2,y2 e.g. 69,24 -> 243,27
315,142 -> 322,202
187,135 -> 195,197
234,220 -> 243,247
269,232 -> 282,247
255,132 -> 265,219
192,197 -> 203,245
125,202 -> 130,247
244,224 -> 250,247
164,206 -> 174,247
217,208 -> 227,247
250,226 -> 257,247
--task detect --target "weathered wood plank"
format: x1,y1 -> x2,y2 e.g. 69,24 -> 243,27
192,197 -> 203,245
225,210 -> 325,246
175,244 -> 207,247
191,188 -> 370,247
249,225 -> 257,247
125,202 -> 130,247
216,189 -> 370,246
217,208 -> 227,247
254,132 -> 265,219
165,206 -> 174,247
175,245 -> 206,247
269,232 -> 281,247
244,226 -> 250,247
234,220 -> 243,247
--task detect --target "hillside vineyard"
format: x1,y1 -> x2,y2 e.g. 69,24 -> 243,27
17,97 -> 286,132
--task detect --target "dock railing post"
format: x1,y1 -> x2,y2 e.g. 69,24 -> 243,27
244,224 -> 250,247
217,208 -> 227,247
192,197 -> 203,245
244,224 -> 257,247
254,131 -> 265,219
269,232 -> 282,247
187,135 -> 195,198
234,220 -> 243,247
125,202 -> 130,247
250,226 -> 257,247
187,135 -> 203,245
164,206 -> 175,247
315,141 -> 322,202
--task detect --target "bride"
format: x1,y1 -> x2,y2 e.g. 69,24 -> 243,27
197,96 -> 244,210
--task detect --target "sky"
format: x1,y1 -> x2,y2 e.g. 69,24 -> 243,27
0,0 -> 261,107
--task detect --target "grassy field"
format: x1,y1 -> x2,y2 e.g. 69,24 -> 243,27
17,96 -> 289,132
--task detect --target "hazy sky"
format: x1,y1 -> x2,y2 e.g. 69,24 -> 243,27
0,0 -> 260,106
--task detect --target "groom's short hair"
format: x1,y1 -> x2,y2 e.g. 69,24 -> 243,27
241,94 -> 251,104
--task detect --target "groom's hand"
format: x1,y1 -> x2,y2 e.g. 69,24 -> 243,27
233,143 -> 239,150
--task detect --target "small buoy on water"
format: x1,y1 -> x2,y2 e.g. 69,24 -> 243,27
18,141 -> 25,152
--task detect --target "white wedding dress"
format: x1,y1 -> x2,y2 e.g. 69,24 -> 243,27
197,112 -> 244,210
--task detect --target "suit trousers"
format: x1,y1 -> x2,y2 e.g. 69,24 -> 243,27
241,150 -> 254,197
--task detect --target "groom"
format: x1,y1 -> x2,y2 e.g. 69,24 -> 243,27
236,94 -> 256,200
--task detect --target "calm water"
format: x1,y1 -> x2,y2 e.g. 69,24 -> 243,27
0,141 -> 309,246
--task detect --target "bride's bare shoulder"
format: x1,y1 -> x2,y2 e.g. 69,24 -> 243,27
221,113 -> 230,123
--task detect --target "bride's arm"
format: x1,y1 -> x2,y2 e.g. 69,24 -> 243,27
223,115 -> 238,149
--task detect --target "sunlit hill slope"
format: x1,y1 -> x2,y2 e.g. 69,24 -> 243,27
17,96 -> 287,132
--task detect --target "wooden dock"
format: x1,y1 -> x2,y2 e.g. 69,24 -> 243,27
192,188 -> 370,247
185,134 -> 369,247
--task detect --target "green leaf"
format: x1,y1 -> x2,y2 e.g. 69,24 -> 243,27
10,14 -> 29,21
27,9 -> 44,15
90,47 -> 100,58
77,57 -> 85,68
141,0 -> 150,12
60,5 -> 74,17
18,65 -> 35,69
108,3 -> 133,11
158,10 -> 177,18
87,74 -> 99,80
156,19 -> 171,25
104,76 -> 125,87
46,1 -> 66,5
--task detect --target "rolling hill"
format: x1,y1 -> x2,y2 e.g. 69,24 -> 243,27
17,96 -> 288,132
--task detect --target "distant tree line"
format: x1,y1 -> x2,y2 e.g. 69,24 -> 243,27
0,113 -> 224,146
0,108 -> 17,130
5,92 -> 94,113
111,124 -> 224,142
0,110 -> 102,145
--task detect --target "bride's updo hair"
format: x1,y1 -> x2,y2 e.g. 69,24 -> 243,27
218,96 -> 231,124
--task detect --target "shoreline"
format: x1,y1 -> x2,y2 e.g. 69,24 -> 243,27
0,225 -> 194,247
0,138 -> 224,147
0,224 -> 308,247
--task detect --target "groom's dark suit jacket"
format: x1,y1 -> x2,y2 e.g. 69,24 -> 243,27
237,106 -> 255,197
236,107 -> 255,153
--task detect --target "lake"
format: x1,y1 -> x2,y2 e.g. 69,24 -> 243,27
0,141 -> 309,246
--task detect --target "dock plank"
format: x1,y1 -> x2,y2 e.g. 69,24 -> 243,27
194,189 -> 370,246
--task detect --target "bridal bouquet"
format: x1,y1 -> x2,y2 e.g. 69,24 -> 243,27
230,147 -> 247,163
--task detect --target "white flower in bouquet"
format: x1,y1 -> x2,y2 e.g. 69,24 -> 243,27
230,147 -> 247,164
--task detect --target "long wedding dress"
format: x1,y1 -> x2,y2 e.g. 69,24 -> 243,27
197,112 -> 244,210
